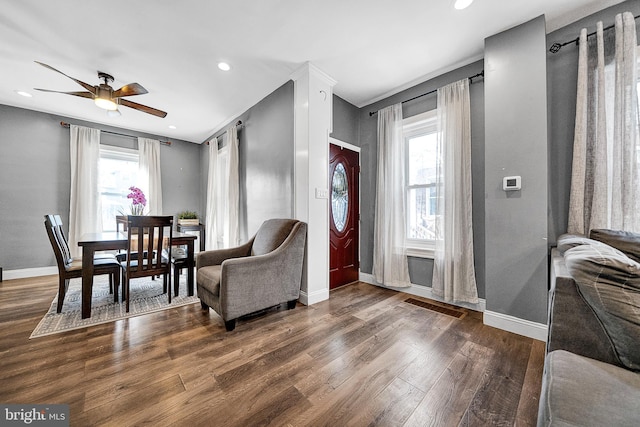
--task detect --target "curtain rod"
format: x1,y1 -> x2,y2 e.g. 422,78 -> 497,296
59,121 -> 172,146
205,120 -> 243,145
368,71 -> 484,117
549,14 -> 640,53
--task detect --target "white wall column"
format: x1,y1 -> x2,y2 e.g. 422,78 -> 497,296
291,62 -> 336,305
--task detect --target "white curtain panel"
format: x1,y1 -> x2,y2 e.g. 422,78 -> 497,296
432,79 -> 478,303
224,126 -> 240,248
373,103 -> 411,288
568,12 -> 640,234
138,137 -> 163,215
68,125 -> 102,258
205,137 -> 219,250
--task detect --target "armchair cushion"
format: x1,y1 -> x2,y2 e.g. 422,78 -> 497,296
251,219 -> 298,256
198,265 -> 222,303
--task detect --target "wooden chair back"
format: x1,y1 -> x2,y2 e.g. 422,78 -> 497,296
124,215 -> 173,280
44,214 -> 70,272
51,214 -> 73,264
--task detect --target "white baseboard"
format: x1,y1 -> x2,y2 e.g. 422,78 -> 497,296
359,272 -> 487,312
299,288 -> 330,306
360,272 -> 547,341
2,266 -> 57,281
483,310 -> 548,342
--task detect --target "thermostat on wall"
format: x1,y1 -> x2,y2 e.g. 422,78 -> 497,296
503,176 -> 521,191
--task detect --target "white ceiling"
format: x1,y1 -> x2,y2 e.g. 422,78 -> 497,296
0,0 -> 624,143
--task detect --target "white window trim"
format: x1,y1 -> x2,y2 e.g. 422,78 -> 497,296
99,144 -> 138,161
404,110 -> 438,259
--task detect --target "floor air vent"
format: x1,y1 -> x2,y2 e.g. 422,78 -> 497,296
404,298 -> 466,319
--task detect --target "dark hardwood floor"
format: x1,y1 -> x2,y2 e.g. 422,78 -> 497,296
0,275 -> 544,426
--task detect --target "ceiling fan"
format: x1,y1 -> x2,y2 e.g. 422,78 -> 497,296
33,61 -> 167,118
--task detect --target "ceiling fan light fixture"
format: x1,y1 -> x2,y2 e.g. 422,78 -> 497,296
94,97 -> 118,111
454,0 -> 473,10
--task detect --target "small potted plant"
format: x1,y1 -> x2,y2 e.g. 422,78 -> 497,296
177,210 -> 199,226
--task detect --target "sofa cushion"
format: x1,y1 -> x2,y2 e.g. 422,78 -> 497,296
565,243 -> 640,290
556,233 -> 602,255
538,350 -> 640,427
197,265 -> 222,296
590,228 -> 640,264
565,244 -> 640,371
251,219 -> 298,256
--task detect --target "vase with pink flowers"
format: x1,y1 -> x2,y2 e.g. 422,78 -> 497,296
122,186 -> 147,216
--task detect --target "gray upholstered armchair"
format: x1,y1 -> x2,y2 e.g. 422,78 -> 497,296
196,218 -> 307,331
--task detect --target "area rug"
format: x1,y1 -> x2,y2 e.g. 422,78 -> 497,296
30,273 -> 199,338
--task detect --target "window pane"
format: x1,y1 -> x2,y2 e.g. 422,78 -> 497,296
99,154 -> 139,231
407,186 -> 437,240
408,133 -> 438,186
331,162 -> 349,232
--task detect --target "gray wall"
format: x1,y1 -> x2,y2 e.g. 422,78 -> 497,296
547,0 -> 640,244
357,60 -> 486,298
200,81 -> 295,242
331,95 -> 360,144
0,104 -> 199,271
484,16 -> 548,324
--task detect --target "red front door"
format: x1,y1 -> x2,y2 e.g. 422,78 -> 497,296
329,143 -> 359,289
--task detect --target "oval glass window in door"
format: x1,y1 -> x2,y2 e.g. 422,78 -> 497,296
331,162 -> 349,232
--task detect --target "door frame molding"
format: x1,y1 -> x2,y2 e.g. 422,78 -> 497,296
329,138 -> 361,289
329,137 -> 360,154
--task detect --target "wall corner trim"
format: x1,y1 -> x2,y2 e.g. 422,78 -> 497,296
290,61 -> 337,86
484,310 -> 548,342
299,288 -> 330,306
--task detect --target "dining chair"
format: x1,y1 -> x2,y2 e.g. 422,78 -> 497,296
52,214 -> 117,293
121,215 -> 173,312
171,247 -> 188,297
44,214 -> 122,313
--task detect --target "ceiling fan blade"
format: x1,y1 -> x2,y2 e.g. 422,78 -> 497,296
35,61 -> 97,94
119,99 -> 167,118
112,83 -> 148,98
34,88 -> 94,99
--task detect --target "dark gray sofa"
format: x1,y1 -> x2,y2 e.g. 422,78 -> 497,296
538,231 -> 640,426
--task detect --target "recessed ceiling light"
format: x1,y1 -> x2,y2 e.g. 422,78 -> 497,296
16,90 -> 32,97
218,62 -> 231,71
168,125 -> 177,129
454,0 -> 473,10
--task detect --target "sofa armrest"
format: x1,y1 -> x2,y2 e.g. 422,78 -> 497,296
196,237 -> 254,269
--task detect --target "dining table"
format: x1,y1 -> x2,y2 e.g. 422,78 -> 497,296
78,231 -> 197,319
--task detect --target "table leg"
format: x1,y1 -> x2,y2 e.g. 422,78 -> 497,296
187,240 -> 194,296
81,244 -> 95,319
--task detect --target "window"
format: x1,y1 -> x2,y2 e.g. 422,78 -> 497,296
98,146 -> 139,231
404,110 -> 439,257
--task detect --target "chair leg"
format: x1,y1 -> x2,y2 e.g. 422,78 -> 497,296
125,277 -> 130,312
113,270 -> 121,303
287,299 -> 297,310
224,319 -> 236,332
109,274 -> 114,294
167,274 -> 171,304
56,277 -> 68,313
173,267 -> 180,297
200,300 -> 209,310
